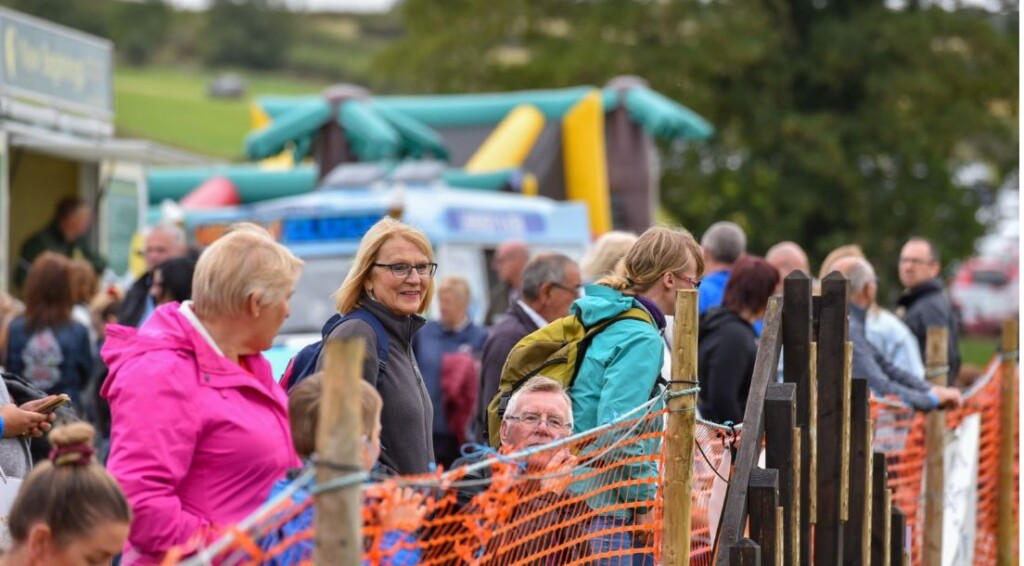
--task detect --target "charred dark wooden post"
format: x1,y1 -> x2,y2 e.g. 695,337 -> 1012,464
765,383 -> 799,566
749,468 -> 782,566
843,378 -> 873,566
730,539 -> 762,566
870,452 -> 891,566
815,272 -> 850,566
782,271 -> 814,566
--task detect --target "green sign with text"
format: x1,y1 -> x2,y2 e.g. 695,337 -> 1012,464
0,7 -> 113,117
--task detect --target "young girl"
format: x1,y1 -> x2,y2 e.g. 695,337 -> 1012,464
0,422 -> 131,566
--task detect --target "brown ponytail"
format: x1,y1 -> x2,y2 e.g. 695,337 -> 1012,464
8,423 -> 131,546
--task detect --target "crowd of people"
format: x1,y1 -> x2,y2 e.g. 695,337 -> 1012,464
0,200 -> 972,565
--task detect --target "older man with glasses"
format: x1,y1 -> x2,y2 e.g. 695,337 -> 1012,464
896,237 -> 961,385
451,375 -> 589,563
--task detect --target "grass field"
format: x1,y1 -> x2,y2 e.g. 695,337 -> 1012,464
961,334 -> 1001,368
115,67 -> 327,160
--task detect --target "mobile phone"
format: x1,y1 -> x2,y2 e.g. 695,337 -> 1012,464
35,394 -> 71,414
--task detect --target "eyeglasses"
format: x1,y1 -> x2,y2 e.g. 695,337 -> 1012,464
505,412 -> 572,431
373,262 -> 438,278
550,282 -> 583,297
899,257 -> 933,267
676,273 -> 702,289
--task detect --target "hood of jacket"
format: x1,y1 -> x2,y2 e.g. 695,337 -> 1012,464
699,307 -> 754,339
101,302 -> 276,399
571,284 -> 645,327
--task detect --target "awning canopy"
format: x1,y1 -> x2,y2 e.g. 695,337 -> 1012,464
6,122 -> 215,166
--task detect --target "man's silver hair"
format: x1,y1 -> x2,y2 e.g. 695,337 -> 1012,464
520,253 -> 576,302
701,221 -> 747,264
839,256 -> 876,294
504,375 -> 573,426
147,221 -> 187,247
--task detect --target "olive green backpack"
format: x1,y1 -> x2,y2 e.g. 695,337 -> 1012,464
486,306 -> 654,447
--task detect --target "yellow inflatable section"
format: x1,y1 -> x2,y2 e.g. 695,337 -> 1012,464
249,103 -> 272,131
465,105 -> 545,172
250,103 -> 297,168
562,90 -> 612,236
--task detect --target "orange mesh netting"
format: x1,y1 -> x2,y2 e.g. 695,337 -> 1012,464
871,355 -> 1019,566
161,387 -> 740,566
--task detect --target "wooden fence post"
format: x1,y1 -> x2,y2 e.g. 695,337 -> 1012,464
922,327 -> 947,566
997,318 -> 1018,566
809,341 -> 818,526
663,289 -> 698,566
314,338 -> 365,566
995,317 -> 1019,564
749,468 -> 782,566
782,271 -> 815,566
715,297 -> 783,566
765,383 -> 799,566
730,539 -> 762,566
843,378 -> 873,566
870,452 -> 891,566
890,508 -> 907,566
815,272 -> 850,566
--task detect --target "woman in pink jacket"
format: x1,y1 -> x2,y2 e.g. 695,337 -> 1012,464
101,224 -> 304,564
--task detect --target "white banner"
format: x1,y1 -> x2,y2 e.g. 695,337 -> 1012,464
942,413 -> 981,566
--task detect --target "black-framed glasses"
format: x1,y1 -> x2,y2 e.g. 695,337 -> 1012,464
373,262 -> 438,278
550,282 -> 583,297
505,412 -> 573,431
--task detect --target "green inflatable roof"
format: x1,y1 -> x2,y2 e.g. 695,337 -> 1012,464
246,84 -> 713,160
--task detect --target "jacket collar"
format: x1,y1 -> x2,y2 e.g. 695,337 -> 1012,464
897,278 -> 944,308
102,303 -> 280,397
357,293 -> 426,346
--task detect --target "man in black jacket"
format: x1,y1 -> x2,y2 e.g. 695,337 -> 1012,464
118,223 -> 187,327
474,253 -> 580,444
896,238 -> 961,385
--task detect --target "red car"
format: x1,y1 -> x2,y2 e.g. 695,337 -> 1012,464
950,246 -> 1019,335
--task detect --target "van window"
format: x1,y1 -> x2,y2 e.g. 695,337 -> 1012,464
281,256 -> 352,334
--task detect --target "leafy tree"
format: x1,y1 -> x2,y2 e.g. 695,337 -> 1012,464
201,0 -> 293,70
377,0 -> 1017,298
0,0 -> 109,37
109,0 -> 172,66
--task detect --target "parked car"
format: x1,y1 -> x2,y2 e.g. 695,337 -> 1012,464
950,245 -> 1019,335
207,74 -> 247,99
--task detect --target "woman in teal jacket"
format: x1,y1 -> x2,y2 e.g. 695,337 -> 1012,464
570,226 -> 704,566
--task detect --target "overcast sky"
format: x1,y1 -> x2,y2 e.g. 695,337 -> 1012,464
165,0 -> 397,11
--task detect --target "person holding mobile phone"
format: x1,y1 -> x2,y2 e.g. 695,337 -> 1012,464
0,384 -> 57,483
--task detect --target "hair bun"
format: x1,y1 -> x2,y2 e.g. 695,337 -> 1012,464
48,422 -> 96,467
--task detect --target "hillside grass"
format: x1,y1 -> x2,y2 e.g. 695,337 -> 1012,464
115,66 -> 327,159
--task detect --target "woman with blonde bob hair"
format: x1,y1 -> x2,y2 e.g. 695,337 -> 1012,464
101,223 -> 304,563
569,225 -> 704,565
318,217 -> 438,475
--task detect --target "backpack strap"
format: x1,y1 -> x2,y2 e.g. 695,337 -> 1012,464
567,307 -> 656,391
341,309 -> 390,375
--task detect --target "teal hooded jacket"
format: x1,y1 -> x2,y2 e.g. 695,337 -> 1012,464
569,284 -> 665,517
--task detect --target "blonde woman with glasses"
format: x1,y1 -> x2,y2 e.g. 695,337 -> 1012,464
320,217 -> 438,476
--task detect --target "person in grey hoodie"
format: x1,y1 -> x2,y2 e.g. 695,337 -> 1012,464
318,218 -> 436,476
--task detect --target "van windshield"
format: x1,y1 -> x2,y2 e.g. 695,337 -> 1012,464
281,256 -> 352,335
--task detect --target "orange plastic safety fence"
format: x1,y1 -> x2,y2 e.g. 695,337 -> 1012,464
871,356 -> 1018,566
162,391 -> 746,566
